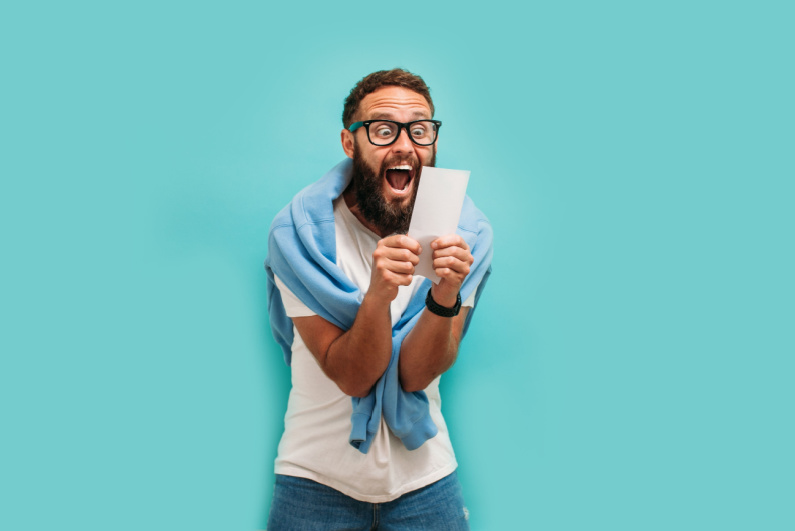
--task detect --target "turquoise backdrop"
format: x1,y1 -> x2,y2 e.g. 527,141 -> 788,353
2,1 -> 793,530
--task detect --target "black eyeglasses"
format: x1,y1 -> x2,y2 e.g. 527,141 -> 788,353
348,119 -> 442,146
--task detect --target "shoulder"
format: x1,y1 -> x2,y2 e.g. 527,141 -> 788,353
270,159 -> 353,236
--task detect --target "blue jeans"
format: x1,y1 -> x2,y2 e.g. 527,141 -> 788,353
267,471 -> 470,530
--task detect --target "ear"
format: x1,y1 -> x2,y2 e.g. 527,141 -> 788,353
341,129 -> 355,159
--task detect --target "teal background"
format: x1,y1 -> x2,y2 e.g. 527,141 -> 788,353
2,1 -> 793,530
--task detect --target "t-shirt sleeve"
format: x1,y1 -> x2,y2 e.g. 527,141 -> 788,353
274,275 -> 317,318
461,277 -> 481,308
462,287 -> 477,308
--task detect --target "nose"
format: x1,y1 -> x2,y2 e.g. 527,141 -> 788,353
390,125 -> 415,153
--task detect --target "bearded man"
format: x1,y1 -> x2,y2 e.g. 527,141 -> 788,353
265,69 -> 493,530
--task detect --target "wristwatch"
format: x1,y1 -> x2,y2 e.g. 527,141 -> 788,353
425,288 -> 462,317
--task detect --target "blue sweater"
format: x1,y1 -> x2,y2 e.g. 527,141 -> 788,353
265,158 -> 493,453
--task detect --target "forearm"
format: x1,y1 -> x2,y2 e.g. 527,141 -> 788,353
293,234 -> 424,398
322,293 -> 393,397
397,233 -> 475,392
398,304 -> 468,393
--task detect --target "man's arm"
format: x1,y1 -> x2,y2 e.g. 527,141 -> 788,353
399,235 -> 474,392
292,235 -> 422,398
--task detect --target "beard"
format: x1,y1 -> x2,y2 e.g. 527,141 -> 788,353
350,142 -> 436,235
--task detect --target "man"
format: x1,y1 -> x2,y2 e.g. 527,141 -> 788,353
265,69 -> 492,530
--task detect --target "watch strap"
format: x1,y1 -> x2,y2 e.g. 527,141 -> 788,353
425,288 -> 462,317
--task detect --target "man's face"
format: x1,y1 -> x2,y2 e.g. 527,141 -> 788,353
342,86 -> 437,235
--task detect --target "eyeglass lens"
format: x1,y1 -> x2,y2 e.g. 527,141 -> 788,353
369,121 -> 438,146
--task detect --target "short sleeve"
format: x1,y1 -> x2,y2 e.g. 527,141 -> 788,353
462,287 -> 477,308
274,275 -> 318,318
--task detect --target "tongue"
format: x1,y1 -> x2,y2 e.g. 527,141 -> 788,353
386,169 -> 410,191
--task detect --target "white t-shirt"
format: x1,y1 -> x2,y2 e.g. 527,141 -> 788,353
273,195 -> 475,503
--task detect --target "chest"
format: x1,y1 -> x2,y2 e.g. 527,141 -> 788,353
333,199 -> 424,327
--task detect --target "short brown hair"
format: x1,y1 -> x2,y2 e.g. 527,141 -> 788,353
342,68 -> 435,128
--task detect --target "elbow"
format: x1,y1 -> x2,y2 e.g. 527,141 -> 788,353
400,374 -> 435,394
338,380 -> 375,398
320,355 -> 380,398
330,370 -> 379,398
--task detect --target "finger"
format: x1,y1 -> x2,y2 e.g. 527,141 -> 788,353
379,257 -> 416,275
433,267 -> 463,285
430,234 -> 468,252
433,256 -> 471,276
376,246 -> 420,265
432,246 -> 473,264
381,234 -> 422,255
381,269 -> 414,286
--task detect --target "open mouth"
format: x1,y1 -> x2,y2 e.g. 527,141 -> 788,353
385,165 -> 414,194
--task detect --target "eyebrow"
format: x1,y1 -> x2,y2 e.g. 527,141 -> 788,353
369,111 -> 430,121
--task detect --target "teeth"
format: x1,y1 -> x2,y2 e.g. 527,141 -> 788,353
389,165 -> 412,171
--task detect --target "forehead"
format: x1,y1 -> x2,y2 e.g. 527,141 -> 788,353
357,86 -> 432,120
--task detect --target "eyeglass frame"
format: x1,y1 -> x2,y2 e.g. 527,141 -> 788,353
348,119 -> 443,146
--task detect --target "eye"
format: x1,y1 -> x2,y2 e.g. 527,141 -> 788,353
373,123 -> 396,137
411,124 -> 428,137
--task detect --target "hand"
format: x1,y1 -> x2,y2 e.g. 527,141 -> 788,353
368,234 -> 421,304
430,235 -> 473,307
